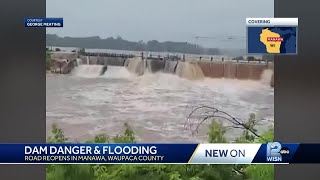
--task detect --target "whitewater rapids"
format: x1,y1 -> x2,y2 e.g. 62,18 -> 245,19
46,65 -> 274,142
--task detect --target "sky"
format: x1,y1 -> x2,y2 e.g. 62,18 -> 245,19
46,0 -> 274,49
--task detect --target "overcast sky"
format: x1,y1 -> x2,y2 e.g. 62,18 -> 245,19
46,0 -> 274,49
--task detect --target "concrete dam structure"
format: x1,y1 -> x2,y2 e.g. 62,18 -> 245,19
51,52 -> 77,61
123,57 -> 272,83
83,57 -> 273,85
51,52 -> 274,86
146,59 -> 165,73
197,61 -> 269,80
79,55 -> 127,66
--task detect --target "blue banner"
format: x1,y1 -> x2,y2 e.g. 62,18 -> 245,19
0,143 -> 319,164
252,143 -> 320,164
24,18 -> 63,28
0,144 -> 197,163
252,143 -> 299,163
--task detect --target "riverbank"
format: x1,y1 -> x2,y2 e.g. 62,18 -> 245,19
46,121 -> 274,180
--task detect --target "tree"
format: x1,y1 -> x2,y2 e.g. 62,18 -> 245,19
46,50 -> 52,70
46,34 -> 221,55
46,106 -> 274,180
79,48 -> 86,55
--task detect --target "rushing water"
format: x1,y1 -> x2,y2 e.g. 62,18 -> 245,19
46,65 -> 274,143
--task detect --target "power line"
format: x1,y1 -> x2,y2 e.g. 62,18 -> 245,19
194,36 -> 246,40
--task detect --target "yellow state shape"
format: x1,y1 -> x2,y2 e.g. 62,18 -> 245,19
260,28 -> 282,53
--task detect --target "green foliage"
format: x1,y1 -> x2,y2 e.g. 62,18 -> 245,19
46,114 -> 274,180
112,123 -> 136,143
258,128 -> 274,143
244,164 -> 274,180
47,123 -> 68,143
46,50 -> 52,70
47,164 -> 94,180
208,121 -> 227,143
79,48 -> 86,55
235,113 -> 257,143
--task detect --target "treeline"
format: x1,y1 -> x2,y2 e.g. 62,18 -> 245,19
46,34 -> 221,55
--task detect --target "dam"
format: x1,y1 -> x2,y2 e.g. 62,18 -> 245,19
47,52 -> 274,142
73,55 -> 273,85
49,51 -> 273,84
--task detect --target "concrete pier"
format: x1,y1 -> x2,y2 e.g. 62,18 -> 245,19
223,62 -> 237,79
197,61 -> 225,78
146,59 -> 166,73
80,55 -> 126,66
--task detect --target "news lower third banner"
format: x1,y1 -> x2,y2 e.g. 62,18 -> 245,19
0,143 -> 319,164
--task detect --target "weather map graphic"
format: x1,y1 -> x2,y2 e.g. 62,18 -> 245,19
246,18 -> 298,55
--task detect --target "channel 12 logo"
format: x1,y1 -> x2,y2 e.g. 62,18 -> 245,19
266,142 -> 290,162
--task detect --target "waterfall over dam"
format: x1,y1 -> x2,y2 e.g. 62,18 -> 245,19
72,65 -> 106,78
175,62 -> 205,80
47,53 -> 274,142
126,58 -> 145,76
72,64 -> 131,79
164,61 -> 178,74
70,54 -> 274,86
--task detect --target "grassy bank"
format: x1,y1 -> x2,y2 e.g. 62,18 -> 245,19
47,114 -> 274,180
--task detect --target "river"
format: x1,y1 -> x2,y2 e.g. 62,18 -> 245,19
46,65 -> 274,143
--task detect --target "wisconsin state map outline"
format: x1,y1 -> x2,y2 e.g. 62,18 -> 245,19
247,27 -> 297,54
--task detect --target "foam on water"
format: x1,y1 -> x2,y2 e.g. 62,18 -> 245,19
47,66 -> 274,142
72,65 -> 105,78
72,64 -> 134,79
76,58 -> 82,65
102,66 -> 133,79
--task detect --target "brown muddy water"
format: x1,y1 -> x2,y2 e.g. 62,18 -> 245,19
46,64 -> 274,142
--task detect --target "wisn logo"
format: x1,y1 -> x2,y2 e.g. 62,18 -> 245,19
266,142 -> 289,162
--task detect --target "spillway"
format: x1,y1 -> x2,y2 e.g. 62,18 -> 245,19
175,62 -> 205,80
